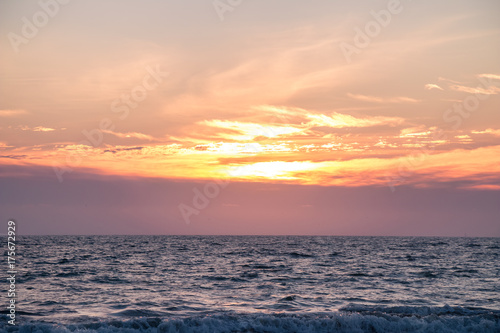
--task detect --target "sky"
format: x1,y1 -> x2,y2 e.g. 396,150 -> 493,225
1,0 -> 499,236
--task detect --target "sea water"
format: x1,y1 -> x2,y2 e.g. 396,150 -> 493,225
1,235 -> 499,332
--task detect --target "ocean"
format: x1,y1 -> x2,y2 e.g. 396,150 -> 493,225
1,235 -> 499,332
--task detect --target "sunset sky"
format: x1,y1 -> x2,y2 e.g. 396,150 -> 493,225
1,0 -> 499,235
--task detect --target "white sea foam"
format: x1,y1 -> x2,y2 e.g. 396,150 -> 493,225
4,308 -> 500,333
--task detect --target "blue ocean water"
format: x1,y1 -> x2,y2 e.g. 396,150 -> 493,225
1,235 -> 499,332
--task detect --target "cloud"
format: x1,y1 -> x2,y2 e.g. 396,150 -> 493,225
449,84 -> 500,95
399,126 -> 431,137
102,130 -> 154,140
0,142 -> 13,148
306,112 -> 403,128
254,105 -> 405,130
438,77 -> 465,84
477,74 -> 500,80
471,128 -> 500,136
0,109 -> 28,117
347,93 -> 420,103
454,134 -> 472,143
19,125 -> 56,132
424,83 -> 444,91
197,107 -> 405,144
104,146 -> 144,154
33,126 -> 56,132
301,145 -> 500,187
441,73 -> 500,95
0,154 -> 28,159
200,120 -> 305,141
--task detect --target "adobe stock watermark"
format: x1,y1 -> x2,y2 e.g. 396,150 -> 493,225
178,116 -> 288,224
339,0 -> 410,64
6,220 -> 17,326
213,0 -> 243,21
52,65 -> 169,182
7,0 -> 71,53
385,75 -> 497,192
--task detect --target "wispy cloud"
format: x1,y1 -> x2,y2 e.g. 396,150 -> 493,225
33,126 -> 56,132
347,93 -> 420,103
478,74 -> 500,80
442,73 -> 500,95
0,142 -> 14,148
102,130 -> 154,141
438,77 -> 465,84
306,112 -> 403,128
424,83 -> 444,91
197,106 -> 405,144
0,154 -> 28,159
449,84 -> 500,95
19,125 -> 56,132
0,109 -> 28,117
471,128 -> 500,136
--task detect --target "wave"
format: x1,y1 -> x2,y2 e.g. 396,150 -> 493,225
340,304 -> 500,318
4,306 -> 499,333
